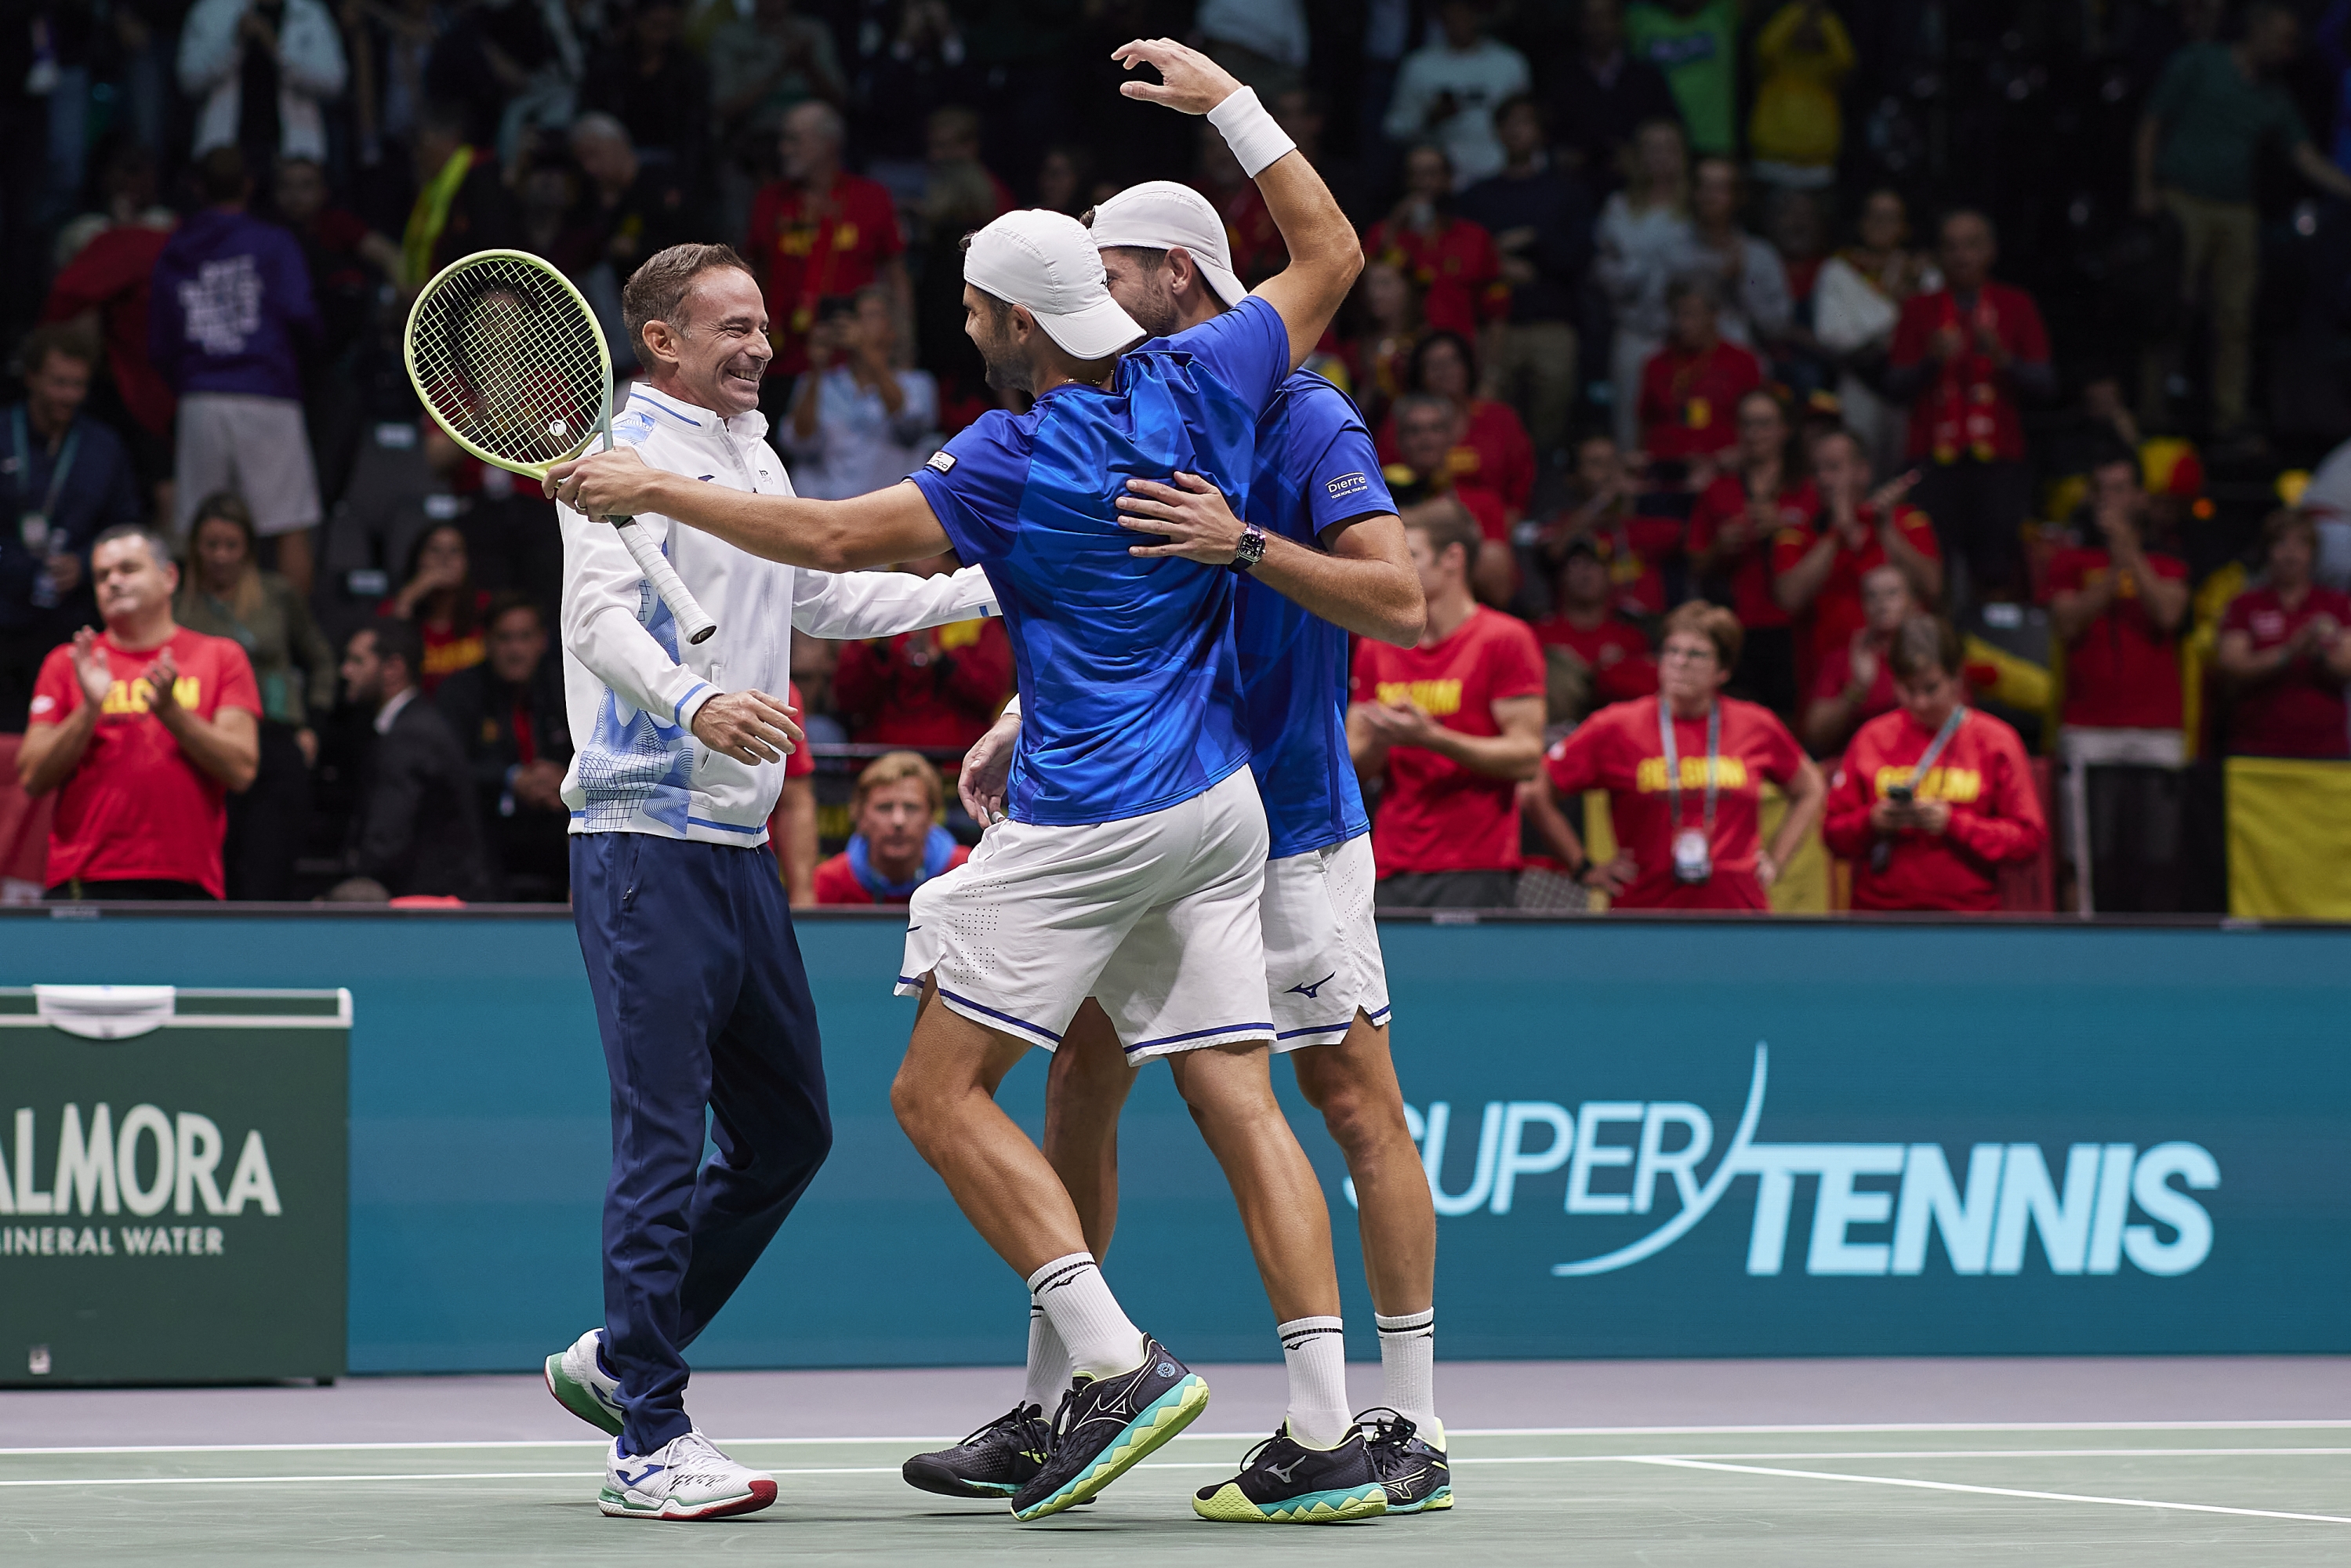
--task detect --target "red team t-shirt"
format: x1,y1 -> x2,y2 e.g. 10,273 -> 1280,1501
1544,694 -> 1807,910
29,629 -> 262,897
1638,340 -> 1765,460
1822,706 -> 2047,911
1810,639 -> 1899,730
811,840 -> 971,906
2219,585 -> 2351,757
1770,503 -> 1942,670
2040,546 -> 2188,731
1351,607 -> 1547,877
1687,475 -> 1817,631
746,172 -> 906,376
1532,614 -> 1660,708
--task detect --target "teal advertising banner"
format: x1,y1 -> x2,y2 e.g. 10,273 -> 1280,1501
2,911 -> 2344,1372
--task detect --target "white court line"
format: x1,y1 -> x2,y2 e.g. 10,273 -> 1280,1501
11,1419 -> 2350,1459
1625,1456 -> 2351,1526
5,1450 -> 2347,1492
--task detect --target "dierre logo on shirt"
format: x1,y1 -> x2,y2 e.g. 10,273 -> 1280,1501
1373,679 -> 1461,717
1326,471 -> 1370,500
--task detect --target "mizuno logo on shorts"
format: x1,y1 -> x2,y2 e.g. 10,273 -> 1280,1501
1287,972 -> 1337,999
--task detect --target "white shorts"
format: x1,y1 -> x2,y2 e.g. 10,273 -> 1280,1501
1264,833 -> 1392,1051
172,393 -> 322,539
895,767 -> 1272,1061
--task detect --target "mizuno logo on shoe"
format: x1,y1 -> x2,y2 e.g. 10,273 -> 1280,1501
1286,971 -> 1337,999
1264,1457 -> 1304,1483
1157,1362 -> 1176,1377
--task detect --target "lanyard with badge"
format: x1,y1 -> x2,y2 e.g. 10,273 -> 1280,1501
11,406 -> 80,610
1658,699 -> 1722,884
1873,706 -> 1968,872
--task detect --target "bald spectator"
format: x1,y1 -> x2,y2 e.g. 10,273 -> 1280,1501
746,100 -> 910,390
1885,210 -> 2052,603
811,751 -> 971,906
564,114 -> 703,281
17,527 -> 261,900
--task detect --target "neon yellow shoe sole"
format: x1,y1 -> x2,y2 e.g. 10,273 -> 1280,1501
1011,1374 -> 1210,1521
1192,1481 -> 1389,1523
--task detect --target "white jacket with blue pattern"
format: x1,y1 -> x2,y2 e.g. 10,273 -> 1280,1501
557,383 -> 992,846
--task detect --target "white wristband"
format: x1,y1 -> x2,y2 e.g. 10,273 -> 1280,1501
1206,86 -> 1297,180
1000,694 -> 1022,723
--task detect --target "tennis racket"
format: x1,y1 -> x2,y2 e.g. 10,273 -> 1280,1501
402,249 -> 717,644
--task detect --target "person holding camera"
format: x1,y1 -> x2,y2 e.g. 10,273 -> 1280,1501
1541,600 -> 1823,911
778,285 -> 938,502
1823,614 -> 2044,912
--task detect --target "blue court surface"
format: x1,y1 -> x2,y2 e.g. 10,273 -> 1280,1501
4,1357 -> 2346,1564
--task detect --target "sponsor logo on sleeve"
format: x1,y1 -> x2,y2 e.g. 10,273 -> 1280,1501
925,451 -> 957,474
1326,471 -> 1370,501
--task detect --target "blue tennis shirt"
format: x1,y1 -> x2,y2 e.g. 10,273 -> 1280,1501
1235,372 -> 1394,859
909,296 -> 1290,826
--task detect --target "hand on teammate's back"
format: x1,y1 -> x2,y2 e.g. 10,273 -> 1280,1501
692,690 -> 806,766
1117,473 -> 1244,564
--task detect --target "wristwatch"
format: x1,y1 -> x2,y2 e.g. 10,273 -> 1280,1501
1231,523 -> 1268,573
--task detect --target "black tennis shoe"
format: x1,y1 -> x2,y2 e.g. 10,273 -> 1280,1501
902,1405 -> 1051,1499
1191,1424 -> 1388,1523
1008,1337 -> 1210,1521
1362,1408 -> 1453,1513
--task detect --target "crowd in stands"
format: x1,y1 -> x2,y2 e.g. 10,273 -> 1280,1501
9,0 -> 2351,917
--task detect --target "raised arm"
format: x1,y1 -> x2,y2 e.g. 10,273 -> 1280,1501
1112,38 -> 1362,370
552,454 -> 952,574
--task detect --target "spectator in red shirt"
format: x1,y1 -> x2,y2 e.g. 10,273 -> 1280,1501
1350,499 -> 1547,908
1885,209 -> 2054,601
1376,331 -> 1536,521
1365,143 -> 1511,343
1801,562 -> 1915,757
16,526 -> 261,899
811,750 -> 972,906
766,680 -> 820,906
41,212 -> 177,506
1772,425 -> 1941,673
2044,445 -> 2193,912
2217,509 -> 2351,758
1686,388 -> 1814,714
1544,601 -> 1824,910
746,100 -> 910,384
1384,393 -> 1517,605
1534,538 -> 1660,710
1538,432 -> 1683,618
1638,274 -> 1767,466
383,523 -> 488,695
831,559 -> 1014,753
1823,615 -> 2047,911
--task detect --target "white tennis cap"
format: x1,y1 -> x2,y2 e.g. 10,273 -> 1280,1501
961,209 -> 1145,361
1085,180 -> 1249,308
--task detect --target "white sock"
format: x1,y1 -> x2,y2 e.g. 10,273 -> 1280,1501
1021,1301 -> 1069,1414
1374,1309 -> 1437,1434
1277,1316 -> 1352,1450
1026,1254 -> 1145,1380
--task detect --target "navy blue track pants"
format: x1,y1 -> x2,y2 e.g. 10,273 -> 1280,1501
571,833 -> 831,1454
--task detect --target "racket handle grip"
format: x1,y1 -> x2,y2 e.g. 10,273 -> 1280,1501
612,517 -> 717,645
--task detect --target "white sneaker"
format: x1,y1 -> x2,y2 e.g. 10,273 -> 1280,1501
600,1429 -> 778,1520
543,1329 -> 626,1436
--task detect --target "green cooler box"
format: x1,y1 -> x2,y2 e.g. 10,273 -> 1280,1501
0,985 -> 349,1385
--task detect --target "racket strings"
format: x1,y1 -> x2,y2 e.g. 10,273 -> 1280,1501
409,255 -> 609,470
